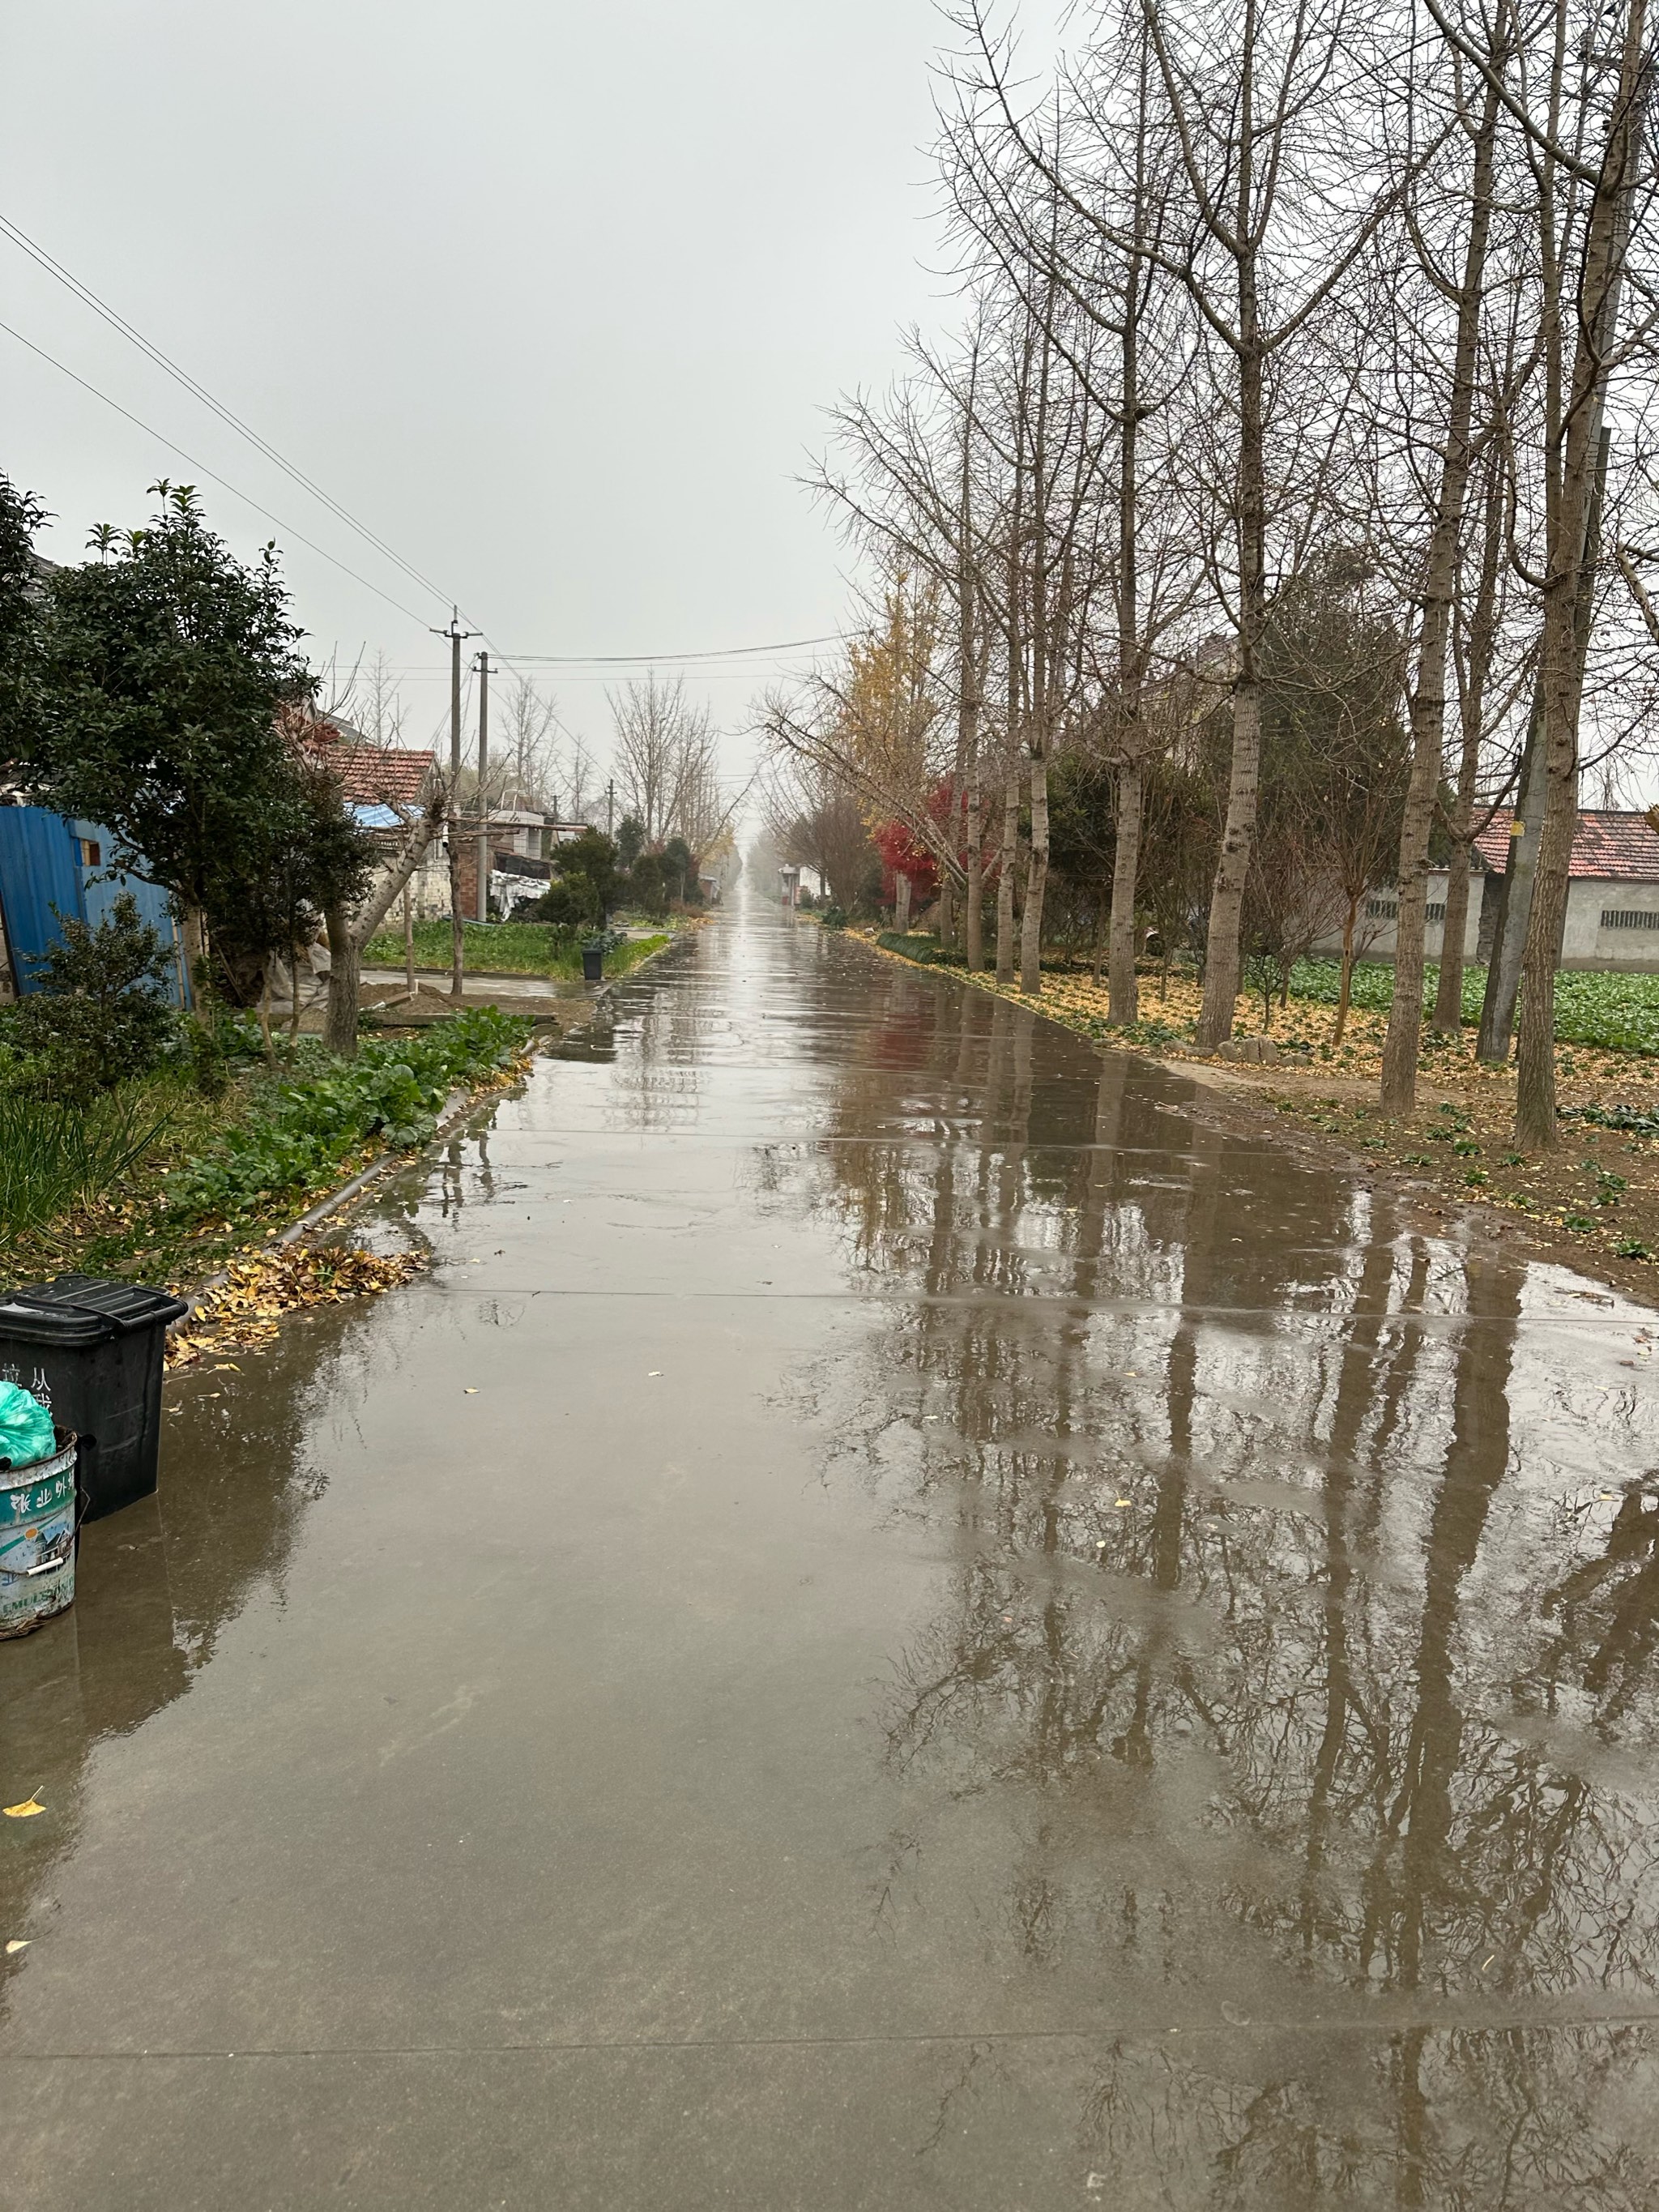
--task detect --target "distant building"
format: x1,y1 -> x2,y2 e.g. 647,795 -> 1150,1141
1313,809 -> 1659,974
1473,809 -> 1659,972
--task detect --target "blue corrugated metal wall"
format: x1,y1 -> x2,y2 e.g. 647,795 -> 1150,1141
0,809 -> 190,1005
70,821 -> 190,1006
0,808 -> 83,993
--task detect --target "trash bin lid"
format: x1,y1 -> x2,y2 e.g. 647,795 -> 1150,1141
10,1275 -> 190,1338
0,1297 -> 114,1347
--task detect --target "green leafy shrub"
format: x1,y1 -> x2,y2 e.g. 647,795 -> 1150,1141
1566,1102 -> 1659,1138
876,932 -> 965,967
1289,959 -> 1659,1054
179,1015 -> 232,1097
0,895 -> 179,1099
165,1007 -> 530,1222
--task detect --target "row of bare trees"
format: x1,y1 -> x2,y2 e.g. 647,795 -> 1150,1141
765,0 -> 1659,1149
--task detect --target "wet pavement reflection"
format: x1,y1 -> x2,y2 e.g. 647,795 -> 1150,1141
6,896 -> 1659,2209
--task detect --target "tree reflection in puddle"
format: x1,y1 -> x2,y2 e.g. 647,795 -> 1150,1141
785,980 -> 1659,2206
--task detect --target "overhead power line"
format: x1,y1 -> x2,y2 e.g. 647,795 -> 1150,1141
0,216 -> 846,678
0,318 -> 434,626
500,633 -> 843,664
0,211 -> 458,615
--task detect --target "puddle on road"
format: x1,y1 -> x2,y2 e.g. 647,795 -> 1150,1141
717,941 -> 1659,2198
5,909 -> 1659,2206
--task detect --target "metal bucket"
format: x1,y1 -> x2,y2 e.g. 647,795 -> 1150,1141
0,1432 -> 78,1639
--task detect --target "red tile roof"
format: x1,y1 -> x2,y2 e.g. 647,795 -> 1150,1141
326,744 -> 434,812
282,709 -> 435,813
1473,809 -> 1659,882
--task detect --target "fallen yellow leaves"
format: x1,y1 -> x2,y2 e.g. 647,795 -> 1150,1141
166,1245 -> 430,1369
2,1798 -> 45,1819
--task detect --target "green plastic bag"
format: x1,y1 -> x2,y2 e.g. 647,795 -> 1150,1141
0,1381 -> 56,1469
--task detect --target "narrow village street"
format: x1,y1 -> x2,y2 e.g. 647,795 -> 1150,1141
6,893 -> 1659,2208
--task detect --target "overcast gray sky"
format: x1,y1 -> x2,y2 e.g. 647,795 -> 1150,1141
3,1 -> 1051,787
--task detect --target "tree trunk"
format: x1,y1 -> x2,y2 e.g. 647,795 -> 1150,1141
1107,755 -> 1143,1025
1477,689 -> 1545,1060
449,821 -> 464,1001
1194,217 -> 1267,1051
1380,643 -> 1448,1112
1434,457 -> 1503,1036
324,905 -> 360,1060
965,777 -> 984,971
1332,895 -> 1358,1048
1516,468 -> 1603,1143
1195,669 -> 1260,1049
1515,0 -> 1643,1147
1380,76 -> 1499,1115
938,871 -> 954,950
1019,749 -> 1048,994
1495,429 -> 1611,1074
893,871 -> 911,934
327,809 -> 444,1057
1433,858 -> 1472,1035
403,885 -> 416,997
995,771 -> 1020,983
181,903 -> 207,1011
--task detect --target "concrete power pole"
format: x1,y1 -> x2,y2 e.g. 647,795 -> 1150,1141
431,609 -> 478,1000
476,650 -> 491,925
607,779 -> 615,838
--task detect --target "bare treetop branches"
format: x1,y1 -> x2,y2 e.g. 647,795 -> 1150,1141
769,0 -> 1659,1134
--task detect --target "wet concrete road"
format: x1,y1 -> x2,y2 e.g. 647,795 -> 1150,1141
6,899 -> 1659,2208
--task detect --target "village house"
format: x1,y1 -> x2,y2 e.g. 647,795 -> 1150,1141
1316,809 -> 1659,975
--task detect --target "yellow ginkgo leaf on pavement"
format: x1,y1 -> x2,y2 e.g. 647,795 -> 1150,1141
3,1799 -> 45,1819
5,1939 -> 28,1953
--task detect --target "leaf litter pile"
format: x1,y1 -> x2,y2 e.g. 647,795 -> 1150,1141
165,1245 -> 429,1370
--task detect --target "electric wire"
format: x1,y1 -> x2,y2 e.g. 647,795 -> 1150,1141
499,634 -> 843,664
0,317 -> 435,626
0,219 -> 843,676
0,211 -> 457,611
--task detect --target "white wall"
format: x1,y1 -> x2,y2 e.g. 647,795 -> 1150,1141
1564,880 -> 1659,970
1308,870 -> 1482,964
1310,870 -> 1659,971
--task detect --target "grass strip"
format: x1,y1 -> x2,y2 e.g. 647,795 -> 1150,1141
362,918 -> 672,980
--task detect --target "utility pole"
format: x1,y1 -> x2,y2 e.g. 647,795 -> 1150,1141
606,778 -> 615,838
431,609 -> 479,1000
476,649 -> 491,925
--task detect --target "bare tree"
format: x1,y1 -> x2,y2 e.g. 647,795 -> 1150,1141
610,673 -> 719,846
761,754 -> 876,911
1499,0 -> 1654,1147
1378,32 -> 1511,1113
497,676 -> 560,810
950,0 -> 1406,1043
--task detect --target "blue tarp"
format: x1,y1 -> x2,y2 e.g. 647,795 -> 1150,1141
0,809 -> 190,1006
